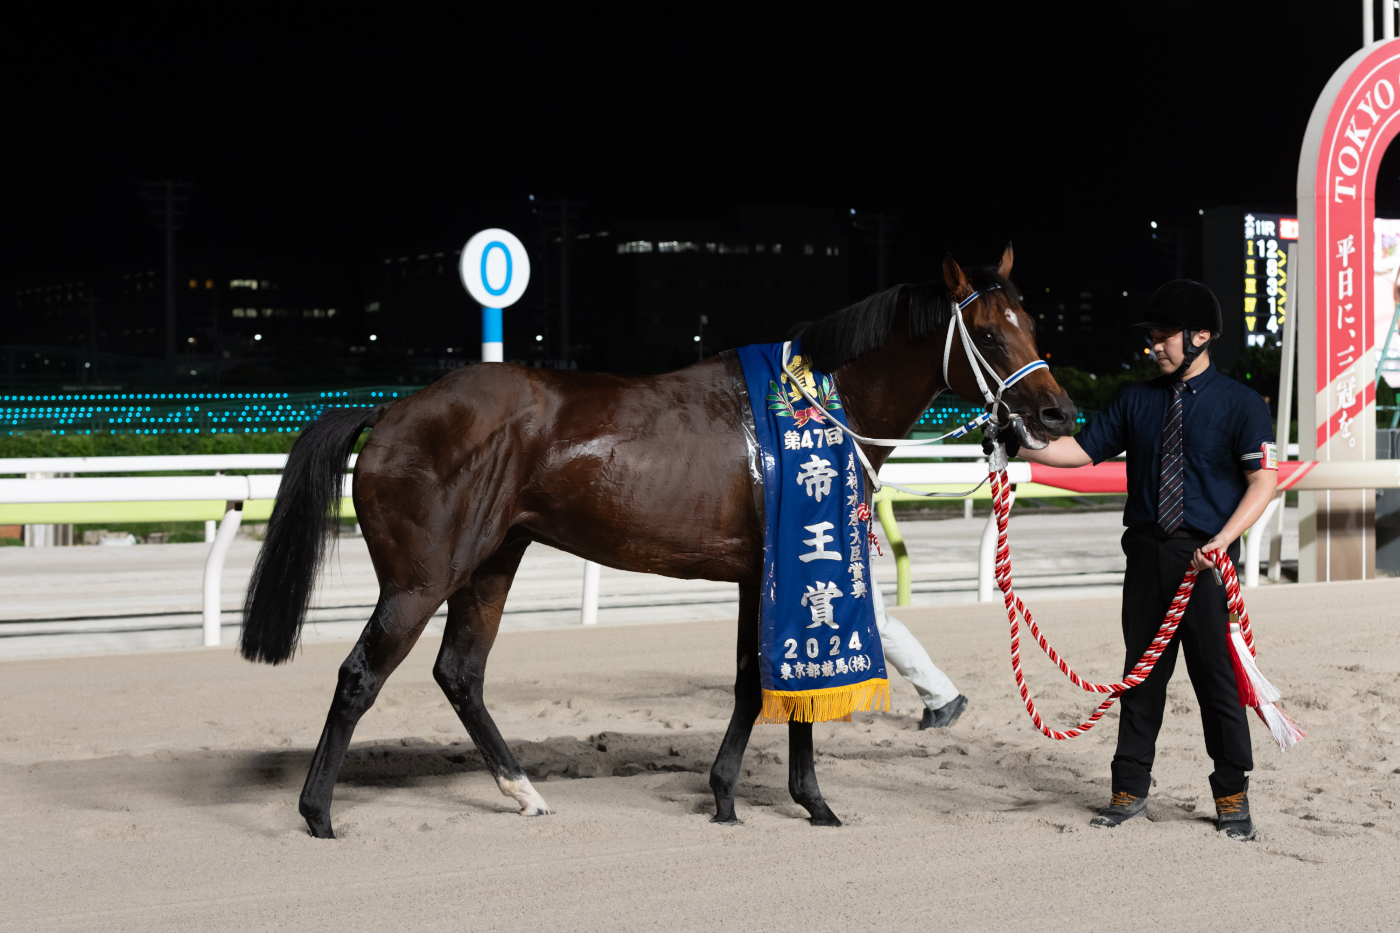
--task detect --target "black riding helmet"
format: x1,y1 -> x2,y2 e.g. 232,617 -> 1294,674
1135,279 -> 1222,380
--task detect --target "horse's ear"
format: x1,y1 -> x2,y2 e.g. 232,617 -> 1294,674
942,254 -> 969,294
997,242 -> 1014,277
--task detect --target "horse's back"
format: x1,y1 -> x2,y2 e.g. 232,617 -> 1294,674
354,359 -> 760,582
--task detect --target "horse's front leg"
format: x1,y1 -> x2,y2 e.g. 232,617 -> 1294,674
787,720 -> 841,826
708,580 -> 762,823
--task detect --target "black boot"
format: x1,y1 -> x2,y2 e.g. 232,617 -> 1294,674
1215,791 -> 1255,841
1089,791 -> 1148,828
919,694 -> 968,730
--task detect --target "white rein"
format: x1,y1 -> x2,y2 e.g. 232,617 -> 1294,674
779,288 -> 1049,498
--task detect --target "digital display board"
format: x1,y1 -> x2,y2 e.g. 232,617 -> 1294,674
1242,212 -> 1298,348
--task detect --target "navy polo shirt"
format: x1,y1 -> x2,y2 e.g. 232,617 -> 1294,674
1076,363 -> 1275,537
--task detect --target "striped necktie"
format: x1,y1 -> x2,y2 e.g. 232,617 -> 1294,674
1157,382 -> 1187,533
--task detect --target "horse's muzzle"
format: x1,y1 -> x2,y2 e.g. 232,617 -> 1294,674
1036,401 -> 1077,438
1010,414 -> 1049,450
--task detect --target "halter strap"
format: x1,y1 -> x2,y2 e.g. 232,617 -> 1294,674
779,287 -> 1049,496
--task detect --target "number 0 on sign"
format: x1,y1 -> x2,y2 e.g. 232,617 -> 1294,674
459,229 -> 531,310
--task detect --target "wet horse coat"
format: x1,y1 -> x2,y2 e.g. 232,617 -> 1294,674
240,251 -> 1076,838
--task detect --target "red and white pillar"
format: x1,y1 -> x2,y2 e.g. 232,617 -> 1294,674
1296,39 -> 1400,580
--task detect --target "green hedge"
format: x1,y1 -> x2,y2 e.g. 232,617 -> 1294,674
0,431 -> 301,459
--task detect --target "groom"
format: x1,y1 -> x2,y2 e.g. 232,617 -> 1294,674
1015,280 -> 1277,841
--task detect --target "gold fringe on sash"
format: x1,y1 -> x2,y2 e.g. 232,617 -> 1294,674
757,678 -> 890,724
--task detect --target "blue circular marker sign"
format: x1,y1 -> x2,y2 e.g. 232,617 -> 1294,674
460,229 -> 530,309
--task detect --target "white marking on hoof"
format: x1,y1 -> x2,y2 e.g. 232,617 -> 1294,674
497,775 -> 553,816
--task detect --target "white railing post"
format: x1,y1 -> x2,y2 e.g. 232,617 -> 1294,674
580,560 -> 601,625
202,502 -> 244,646
978,487 -> 1014,602
969,457 -> 984,520
1268,491 -> 1287,582
1244,494 -> 1283,588
206,470 -> 224,544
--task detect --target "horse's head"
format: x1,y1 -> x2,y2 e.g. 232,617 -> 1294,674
942,246 -> 1077,446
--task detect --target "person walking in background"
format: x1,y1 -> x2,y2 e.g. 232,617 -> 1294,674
870,564 -> 968,729
1016,280 -> 1278,841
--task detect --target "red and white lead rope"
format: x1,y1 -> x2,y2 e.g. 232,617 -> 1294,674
988,469 -> 1304,750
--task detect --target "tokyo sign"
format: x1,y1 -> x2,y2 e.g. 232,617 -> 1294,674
1297,39 -> 1400,581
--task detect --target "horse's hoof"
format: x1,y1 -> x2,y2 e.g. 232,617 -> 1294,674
304,821 -> 336,839
498,776 -> 553,817
301,805 -> 335,839
710,791 -> 740,824
800,802 -> 842,826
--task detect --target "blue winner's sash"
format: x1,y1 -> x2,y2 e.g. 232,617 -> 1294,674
736,342 -> 889,723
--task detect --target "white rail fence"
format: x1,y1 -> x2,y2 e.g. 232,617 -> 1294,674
877,454 -> 1398,599
0,447 -> 1383,648
0,468 -> 353,646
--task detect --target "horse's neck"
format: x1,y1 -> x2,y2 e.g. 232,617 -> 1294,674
833,327 -> 948,468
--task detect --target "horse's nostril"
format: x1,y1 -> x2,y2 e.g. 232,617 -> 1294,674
1040,406 -> 1070,427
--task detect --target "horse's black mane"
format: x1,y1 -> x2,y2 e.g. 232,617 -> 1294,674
796,267 -> 1020,373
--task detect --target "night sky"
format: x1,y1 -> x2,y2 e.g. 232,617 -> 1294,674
0,6 -> 1373,327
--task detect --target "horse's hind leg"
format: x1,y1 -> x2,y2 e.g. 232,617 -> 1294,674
298,589 -> 444,838
787,720 -> 841,826
433,534 -> 551,816
708,580 -> 762,824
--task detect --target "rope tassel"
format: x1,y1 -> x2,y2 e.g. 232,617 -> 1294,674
1226,620 -> 1275,708
1218,575 -> 1306,750
1227,625 -> 1305,749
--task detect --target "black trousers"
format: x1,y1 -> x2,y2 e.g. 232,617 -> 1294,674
1111,525 -> 1253,799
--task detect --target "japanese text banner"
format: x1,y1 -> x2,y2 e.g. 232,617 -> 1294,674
736,342 -> 889,723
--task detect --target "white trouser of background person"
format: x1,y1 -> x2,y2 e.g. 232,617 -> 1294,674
871,565 -> 959,711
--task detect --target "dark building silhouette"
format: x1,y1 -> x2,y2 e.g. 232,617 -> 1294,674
574,206 -> 849,372
12,274 -> 164,357
10,205 -> 854,388
367,206 -> 851,375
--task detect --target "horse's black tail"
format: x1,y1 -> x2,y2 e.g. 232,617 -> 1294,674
239,403 -> 388,665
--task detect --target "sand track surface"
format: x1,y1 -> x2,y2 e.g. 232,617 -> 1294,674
2,580 -> 1398,931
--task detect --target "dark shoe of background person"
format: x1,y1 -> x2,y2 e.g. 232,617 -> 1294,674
1089,791 -> 1148,828
919,694 -> 968,730
1215,791 -> 1256,841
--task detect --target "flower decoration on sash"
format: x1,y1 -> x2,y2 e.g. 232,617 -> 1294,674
766,354 -> 843,428
737,342 -> 889,723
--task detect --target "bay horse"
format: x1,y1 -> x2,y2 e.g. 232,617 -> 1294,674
240,247 -> 1076,838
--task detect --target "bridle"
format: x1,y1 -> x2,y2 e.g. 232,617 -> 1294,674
779,287 -> 1049,497
939,285 -> 1050,420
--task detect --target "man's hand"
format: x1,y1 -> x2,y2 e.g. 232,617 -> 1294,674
1191,539 -> 1227,571
1191,469 -> 1279,573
